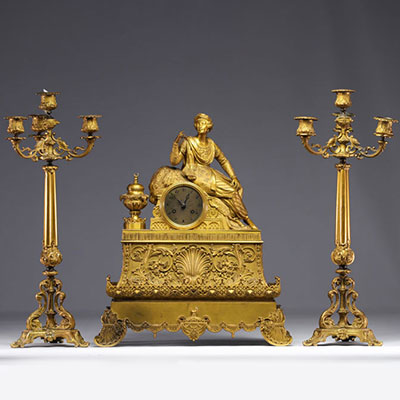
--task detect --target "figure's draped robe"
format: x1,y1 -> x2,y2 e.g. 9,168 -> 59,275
176,137 -> 249,220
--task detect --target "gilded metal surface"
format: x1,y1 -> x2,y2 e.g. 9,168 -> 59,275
120,173 -> 149,229
295,90 -> 397,160
106,240 -> 280,300
151,193 -> 243,230
332,89 -> 354,110
94,301 -> 292,346
121,229 -> 262,243
6,122 -> 100,162
6,91 -> 100,348
37,91 -> 59,112
80,115 -> 101,134
149,113 -> 257,229
303,269 -> 381,346
331,163 -> 355,266
159,182 -> 209,230
296,89 -> 395,346
11,270 -> 88,348
5,116 -> 27,135
96,113 -> 291,346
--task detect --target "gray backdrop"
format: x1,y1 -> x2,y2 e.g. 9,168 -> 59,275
0,0 -> 399,318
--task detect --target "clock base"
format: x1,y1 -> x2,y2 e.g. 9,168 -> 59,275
94,299 -> 292,346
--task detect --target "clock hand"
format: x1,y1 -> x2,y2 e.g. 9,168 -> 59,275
178,197 -> 185,208
182,193 -> 190,207
171,193 -> 185,207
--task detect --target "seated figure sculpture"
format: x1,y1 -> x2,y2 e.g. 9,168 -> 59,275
149,113 -> 257,229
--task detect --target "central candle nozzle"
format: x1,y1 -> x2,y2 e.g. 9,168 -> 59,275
332,89 -> 355,113
37,91 -> 60,113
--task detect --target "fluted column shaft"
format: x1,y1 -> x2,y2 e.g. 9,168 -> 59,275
335,162 -> 351,249
43,165 -> 58,248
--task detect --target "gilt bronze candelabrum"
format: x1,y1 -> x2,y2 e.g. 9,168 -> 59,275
6,91 -> 101,347
295,89 -> 397,346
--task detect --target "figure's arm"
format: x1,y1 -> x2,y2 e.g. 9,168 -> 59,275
170,131 -> 186,165
214,143 -> 242,190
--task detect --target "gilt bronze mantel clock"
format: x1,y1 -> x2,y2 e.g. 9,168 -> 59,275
296,89 -> 397,346
5,91 -> 101,347
95,113 -> 292,346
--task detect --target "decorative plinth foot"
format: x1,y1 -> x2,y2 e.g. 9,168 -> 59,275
303,268 -> 382,346
11,269 -> 89,348
260,308 -> 293,346
94,307 -> 127,347
94,300 -> 292,347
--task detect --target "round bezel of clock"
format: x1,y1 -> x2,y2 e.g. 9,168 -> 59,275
160,183 -> 208,230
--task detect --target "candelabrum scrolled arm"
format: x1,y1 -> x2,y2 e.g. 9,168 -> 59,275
7,137 -> 39,161
356,139 -> 387,159
64,135 -> 100,160
299,135 -> 330,158
7,132 -> 100,162
5,111 -> 101,163
357,116 -> 399,159
295,115 -> 397,160
295,116 -> 331,158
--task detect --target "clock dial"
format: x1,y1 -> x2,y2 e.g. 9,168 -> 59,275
164,185 -> 203,226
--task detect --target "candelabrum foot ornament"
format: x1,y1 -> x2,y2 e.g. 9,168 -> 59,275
11,267 -> 89,348
303,268 -> 382,346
